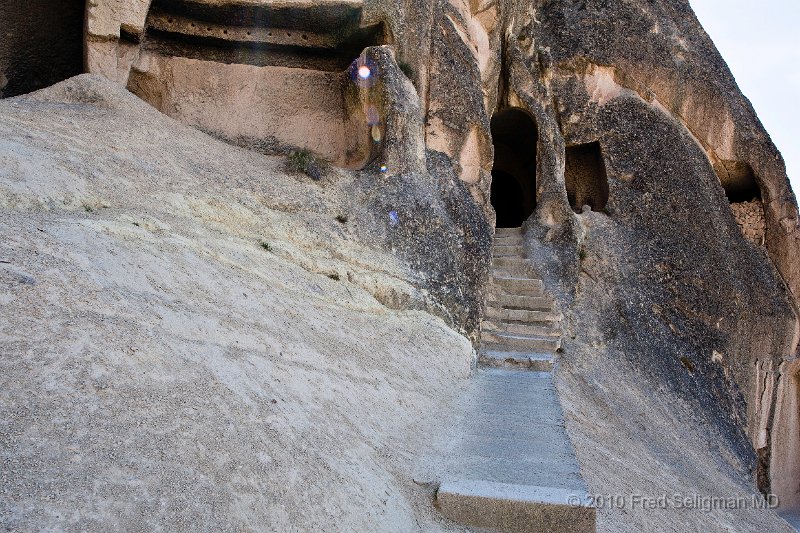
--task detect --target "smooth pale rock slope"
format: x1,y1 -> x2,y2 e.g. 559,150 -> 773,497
0,76 -> 475,532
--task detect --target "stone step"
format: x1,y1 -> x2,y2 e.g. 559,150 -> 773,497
478,350 -> 554,371
493,236 -> 523,244
493,244 -> 525,258
491,289 -> 547,300
492,258 -> 533,277
493,242 -> 523,253
482,332 -> 560,352
495,227 -> 523,237
437,479 -> 595,533
486,287 -> 555,305
467,401 -> 565,421
485,306 -> 562,325
493,275 -> 544,293
493,255 -> 528,267
493,269 -> 538,280
488,294 -> 554,312
490,283 -> 546,299
453,444 -> 581,474
482,320 -> 560,338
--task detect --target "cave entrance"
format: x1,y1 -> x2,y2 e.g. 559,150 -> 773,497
490,108 -> 538,228
0,0 -> 85,98
716,161 -> 766,246
716,161 -> 761,203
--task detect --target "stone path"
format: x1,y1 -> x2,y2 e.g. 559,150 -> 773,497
781,511 -> 800,531
437,227 -> 596,532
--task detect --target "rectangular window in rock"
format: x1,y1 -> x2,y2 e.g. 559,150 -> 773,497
565,141 -> 609,213
715,161 -> 766,246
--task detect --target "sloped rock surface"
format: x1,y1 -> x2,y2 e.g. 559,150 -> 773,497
0,76 -> 478,532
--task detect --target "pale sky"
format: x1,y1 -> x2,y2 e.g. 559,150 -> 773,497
689,0 -> 799,197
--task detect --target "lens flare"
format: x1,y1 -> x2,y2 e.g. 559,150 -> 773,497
350,55 -> 379,88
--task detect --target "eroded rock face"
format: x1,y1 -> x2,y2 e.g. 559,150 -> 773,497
0,76 -> 477,533
87,0 -> 392,169
2,0 -> 800,529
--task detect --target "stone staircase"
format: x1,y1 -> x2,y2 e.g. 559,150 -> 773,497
436,227 -> 596,533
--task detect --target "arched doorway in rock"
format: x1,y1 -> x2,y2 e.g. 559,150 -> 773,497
490,108 -> 538,228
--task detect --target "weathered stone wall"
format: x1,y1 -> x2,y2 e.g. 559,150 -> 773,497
770,360 -> 800,512
731,199 -> 767,246
79,0 -> 495,338
128,55 -> 353,164
88,0 -> 393,169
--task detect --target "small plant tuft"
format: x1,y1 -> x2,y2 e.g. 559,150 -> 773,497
578,247 -> 587,262
287,149 -> 324,181
336,214 -> 349,224
82,204 -> 94,213
259,241 -> 273,253
327,273 -> 341,281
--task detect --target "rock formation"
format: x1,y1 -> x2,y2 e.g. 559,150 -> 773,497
1,1 -> 799,531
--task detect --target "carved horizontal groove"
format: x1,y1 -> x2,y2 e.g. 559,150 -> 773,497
150,0 -> 364,31
143,2 -> 385,71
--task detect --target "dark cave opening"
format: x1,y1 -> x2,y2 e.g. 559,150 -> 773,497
716,161 -> 762,203
491,170 -> 526,228
716,161 -> 766,245
0,1 -> 86,98
490,108 -> 538,228
565,141 -> 609,213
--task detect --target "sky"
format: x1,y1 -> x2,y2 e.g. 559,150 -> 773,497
689,0 -> 799,196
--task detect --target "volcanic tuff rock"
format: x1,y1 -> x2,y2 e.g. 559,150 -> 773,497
1,1 -> 799,532
0,75 -> 478,532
